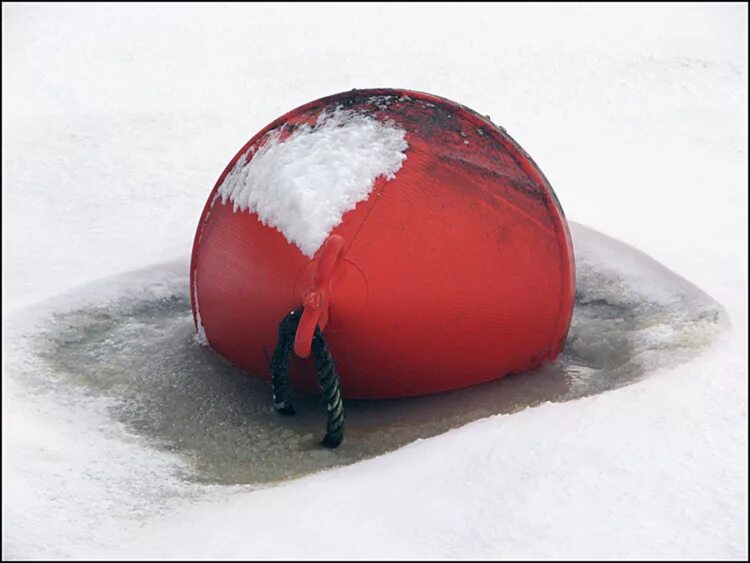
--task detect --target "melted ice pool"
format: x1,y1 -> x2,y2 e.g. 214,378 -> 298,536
8,223 -> 726,486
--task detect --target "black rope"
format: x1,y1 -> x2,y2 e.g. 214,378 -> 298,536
269,309 -> 301,415
311,325 -> 345,448
269,309 -> 345,448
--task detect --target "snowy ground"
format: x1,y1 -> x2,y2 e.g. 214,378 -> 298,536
3,3 -> 747,560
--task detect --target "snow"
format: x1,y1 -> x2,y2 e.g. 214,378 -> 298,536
192,270 -> 208,346
2,3 -> 747,560
217,108 -> 408,257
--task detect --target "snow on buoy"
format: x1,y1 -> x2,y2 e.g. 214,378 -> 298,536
190,88 -> 575,401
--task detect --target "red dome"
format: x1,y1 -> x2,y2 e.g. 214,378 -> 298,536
190,88 -> 575,399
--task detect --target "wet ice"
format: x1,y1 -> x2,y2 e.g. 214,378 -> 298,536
16,223 -> 727,486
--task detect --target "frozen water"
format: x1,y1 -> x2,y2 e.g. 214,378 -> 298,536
7,222 -> 726,488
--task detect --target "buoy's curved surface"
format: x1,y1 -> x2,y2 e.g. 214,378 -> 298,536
191,88 -> 575,399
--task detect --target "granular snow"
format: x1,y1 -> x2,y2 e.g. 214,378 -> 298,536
217,107 -> 408,257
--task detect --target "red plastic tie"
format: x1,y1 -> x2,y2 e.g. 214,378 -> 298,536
294,234 -> 345,358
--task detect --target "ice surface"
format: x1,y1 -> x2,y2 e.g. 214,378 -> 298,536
4,223 -> 725,489
217,108 -> 408,257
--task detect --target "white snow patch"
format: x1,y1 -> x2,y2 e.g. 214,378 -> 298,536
192,271 -> 208,346
217,107 -> 408,257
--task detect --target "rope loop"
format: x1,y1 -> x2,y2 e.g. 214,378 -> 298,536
269,308 -> 345,448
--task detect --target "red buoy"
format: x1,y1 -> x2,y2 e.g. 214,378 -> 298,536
190,88 -> 575,399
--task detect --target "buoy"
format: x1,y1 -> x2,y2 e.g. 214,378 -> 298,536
190,88 -> 575,402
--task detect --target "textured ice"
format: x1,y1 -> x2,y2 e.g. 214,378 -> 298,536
216,108 -> 408,257
4,223 -> 726,493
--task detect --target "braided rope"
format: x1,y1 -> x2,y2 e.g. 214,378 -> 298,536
269,309 -> 345,448
269,309 -> 301,415
311,326 -> 345,448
